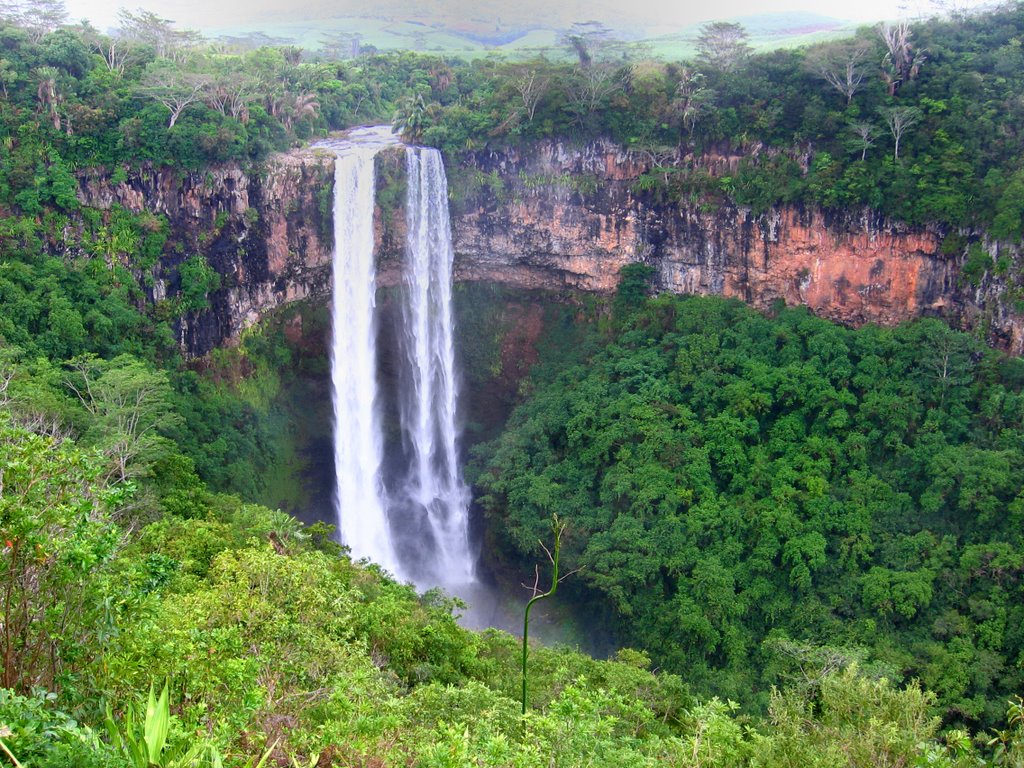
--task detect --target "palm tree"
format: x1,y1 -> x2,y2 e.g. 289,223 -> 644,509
34,66 -> 62,131
280,90 -> 319,132
393,93 -> 438,144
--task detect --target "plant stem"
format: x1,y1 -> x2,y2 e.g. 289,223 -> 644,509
0,736 -> 24,768
521,515 -> 564,719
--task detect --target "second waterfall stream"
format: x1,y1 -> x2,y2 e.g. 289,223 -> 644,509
326,126 -> 476,594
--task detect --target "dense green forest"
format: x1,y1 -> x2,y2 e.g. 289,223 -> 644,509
2,0 -> 1024,764
407,3 -> 1024,235
472,270 -> 1024,727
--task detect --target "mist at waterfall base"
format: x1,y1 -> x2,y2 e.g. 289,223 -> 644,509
322,126 -> 510,631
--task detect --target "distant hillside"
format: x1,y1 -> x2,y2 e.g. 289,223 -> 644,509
206,10 -> 854,58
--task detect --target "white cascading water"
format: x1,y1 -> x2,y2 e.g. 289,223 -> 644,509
325,127 -> 475,592
396,147 -> 475,588
329,128 -> 401,577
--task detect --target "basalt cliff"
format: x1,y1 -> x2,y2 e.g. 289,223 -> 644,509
77,149 -> 336,356
76,140 -> 1024,356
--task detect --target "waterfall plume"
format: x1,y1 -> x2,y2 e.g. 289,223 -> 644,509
323,127 -> 475,592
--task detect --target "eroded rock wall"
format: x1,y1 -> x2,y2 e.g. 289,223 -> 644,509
77,149 -> 336,356
444,140 -> 1024,353
76,138 -> 1024,356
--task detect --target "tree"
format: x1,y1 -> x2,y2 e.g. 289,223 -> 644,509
393,92 -> 438,143
33,65 -> 63,131
0,57 -> 18,99
65,354 -> 181,483
672,68 -> 714,140
204,63 -> 261,121
847,121 -> 878,161
0,0 -> 67,43
880,22 -> 926,95
806,42 -> 870,104
317,30 -> 361,60
0,418 -> 122,692
565,61 -> 626,127
277,90 -> 320,133
80,23 -> 139,76
137,61 -> 210,128
521,515 -> 569,719
560,21 -> 615,68
117,8 -> 200,62
880,105 -> 921,160
511,66 -> 550,124
696,22 -> 752,73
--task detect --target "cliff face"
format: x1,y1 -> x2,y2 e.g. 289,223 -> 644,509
77,150 -> 336,356
77,139 -> 1024,356
445,140 -> 1024,353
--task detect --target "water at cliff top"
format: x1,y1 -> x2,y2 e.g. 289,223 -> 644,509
322,126 -> 476,593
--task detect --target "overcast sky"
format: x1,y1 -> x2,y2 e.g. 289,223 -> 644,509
61,0 -> 978,36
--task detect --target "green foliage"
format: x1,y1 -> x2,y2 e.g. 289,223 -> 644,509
473,294 -> 1024,726
990,169 -> 1024,242
177,254 -> 221,312
0,366 -> 1016,765
66,353 -> 182,483
0,688 -> 127,768
413,5 -> 1024,235
0,416 -> 124,695
962,242 -> 993,286
730,154 -> 806,214
0,9 -> 1024,766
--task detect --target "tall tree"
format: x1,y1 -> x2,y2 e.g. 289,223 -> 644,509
806,42 -> 870,104
880,22 -> 926,95
673,68 -> 714,140
33,65 -> 62,131
560,20 -> 615,69
205,62 -> 261,121
880,105 -> 921,160
696,22 -> 752,73
137,60 -> 209,128
848,121 -> 878,161
80,22 -> 139,76
565,60 -> 627,127
65,354 -> 181,483
117,8 -> 200,62
0,0 -> 67,42
511,65 -> 551,124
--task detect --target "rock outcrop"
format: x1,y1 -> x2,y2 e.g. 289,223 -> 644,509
78,149 -> 336,356
445,140 -> 1024,353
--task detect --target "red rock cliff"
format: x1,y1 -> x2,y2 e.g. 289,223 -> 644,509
78,140 -> 1024,355
444,140 -> 1024,353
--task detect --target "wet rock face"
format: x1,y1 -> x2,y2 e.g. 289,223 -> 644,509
77,149 -> 336,357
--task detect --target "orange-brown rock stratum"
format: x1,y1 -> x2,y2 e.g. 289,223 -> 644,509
443,140 -> 1024,354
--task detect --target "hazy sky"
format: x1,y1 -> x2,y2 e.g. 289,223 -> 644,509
61,0 -> 973,36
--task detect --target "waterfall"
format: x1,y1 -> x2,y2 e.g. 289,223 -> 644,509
395,147 -> 475,587
329,130 -> 400,576
325,128 -> 475,591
